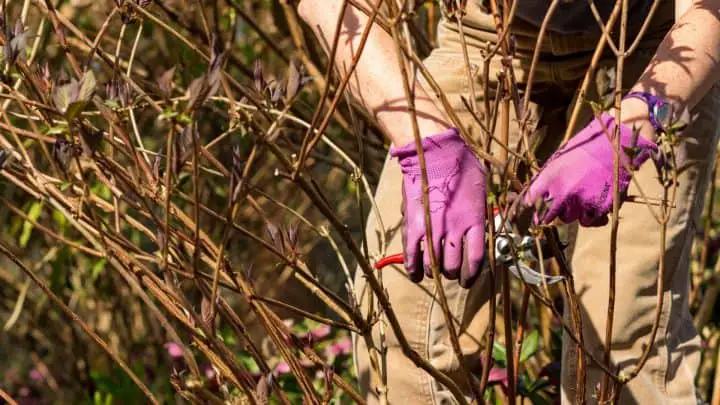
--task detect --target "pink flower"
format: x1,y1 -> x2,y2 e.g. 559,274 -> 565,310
200,363 -> 216,380
164,342 -> 184,358
324,338 -> 352,358
309,325 -> 331,340
297,324 -> 332,342
28,368 -> 44,382
274,362 -> 291,375
488,367 -> 508,386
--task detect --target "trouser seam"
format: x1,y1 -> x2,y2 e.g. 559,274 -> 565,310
425,284 -> 438,404
655,121 -> 718,396
654,222 -> 695,397
426,283 -> 472,404
654,289 -> 672,395
452,286 -> 470,366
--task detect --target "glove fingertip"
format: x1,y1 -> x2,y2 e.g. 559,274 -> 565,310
443,235 -> 463,281
422,238 -> 443,280
588,214 -> 610,227
532,211 -> 542,226
408,267 -> 424,283
522,186 -> 539,207
539,201 -> 563,225
460,227 -> 486,288
405,241 -> 424,283
460,253 -> 485,289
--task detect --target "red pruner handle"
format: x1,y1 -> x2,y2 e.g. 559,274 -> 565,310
374,253 -> 404,270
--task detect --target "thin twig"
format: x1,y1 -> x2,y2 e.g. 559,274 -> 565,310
0,241 -> 160,405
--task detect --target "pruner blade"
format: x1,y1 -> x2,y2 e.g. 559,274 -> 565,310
373,211 -> 568,287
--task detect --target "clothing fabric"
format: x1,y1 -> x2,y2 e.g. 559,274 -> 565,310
353,1 -> 720,404
508,0 -> 651,34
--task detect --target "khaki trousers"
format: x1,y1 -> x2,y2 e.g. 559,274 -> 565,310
353,1 -> 720,404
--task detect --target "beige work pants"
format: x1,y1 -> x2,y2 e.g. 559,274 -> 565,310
353,1 -> 720,404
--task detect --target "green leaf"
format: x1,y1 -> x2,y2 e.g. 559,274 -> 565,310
90,259 -> 107,282
494,391 -> 503,405
53,84 -> 71,113
64,100 -> 88,120
158,108 -> 178,121
46,124 -> 68,136
487,191 -> 498,206
529,391 -> 550,405
483,386 -> 493,403
93,392 -> 113,405
492,340 -> 507,366
518,372 -> 532,396
52,209 -> 67,231
219,325 -> 237,346
587,100 -> 604,115
52,71 -> 95,119
519,330 -> 539,364
19,201 -> 44,248
91,183 -> 111,200
177,113 -> 193,124
78,70 -> 96,102
527,376 -> 553,393
238,350 -> 260,374
104,99 -> 120,109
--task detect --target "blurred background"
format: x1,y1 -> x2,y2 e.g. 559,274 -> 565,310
0,1 -> 719,404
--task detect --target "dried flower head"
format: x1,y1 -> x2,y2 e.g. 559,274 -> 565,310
52,138 -> 78,171
105,79 -> 131,108
3,19 -> 28,65
53,70 -> 96,119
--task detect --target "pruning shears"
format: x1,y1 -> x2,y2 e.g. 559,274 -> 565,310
374,208 -> 566,286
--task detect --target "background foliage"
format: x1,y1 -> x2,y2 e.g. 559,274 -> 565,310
0,1 -> 718,404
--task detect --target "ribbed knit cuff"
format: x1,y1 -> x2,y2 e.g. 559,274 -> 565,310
602,113 -> 659,170
390,128 -> 478,180
389,128 -> 464,160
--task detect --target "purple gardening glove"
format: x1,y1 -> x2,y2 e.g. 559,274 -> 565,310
523,112 -> 658,227
391,128 -> 487,288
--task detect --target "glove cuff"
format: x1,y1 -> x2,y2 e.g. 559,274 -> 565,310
389,128 -> 465,159
599,113 -> 659,170
390,128 -> 480,180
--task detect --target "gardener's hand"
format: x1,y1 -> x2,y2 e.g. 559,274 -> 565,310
392,128 -> 487,288
523,113 -> 658,227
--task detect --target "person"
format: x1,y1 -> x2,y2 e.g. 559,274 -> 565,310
297,0 -> 720,403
